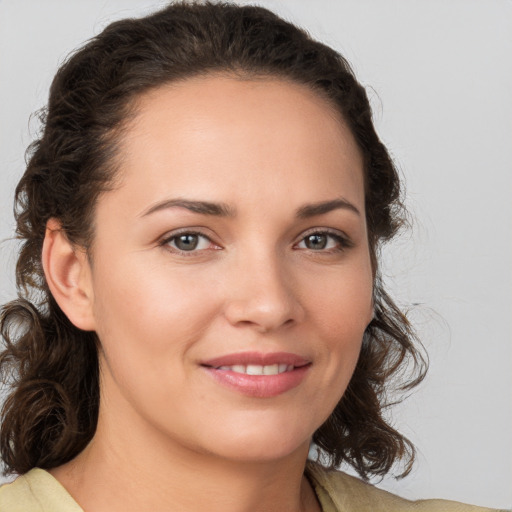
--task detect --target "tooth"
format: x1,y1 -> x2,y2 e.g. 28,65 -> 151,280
263,364 -> 279,375
218,364 -> 294,375
246,364 -> 264,375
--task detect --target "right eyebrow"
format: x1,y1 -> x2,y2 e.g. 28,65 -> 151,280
295,197 -> 361,218
139,198 -> 236,218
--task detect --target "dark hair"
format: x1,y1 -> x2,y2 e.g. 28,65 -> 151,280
0,1 -> 426,479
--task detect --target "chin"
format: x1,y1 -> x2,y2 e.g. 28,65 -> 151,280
216,442 -> 310,464
198,423 -> 313,464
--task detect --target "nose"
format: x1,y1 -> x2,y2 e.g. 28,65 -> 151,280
222,251 -> 304,333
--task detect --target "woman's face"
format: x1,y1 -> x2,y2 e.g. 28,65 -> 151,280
86,75 -> 373,462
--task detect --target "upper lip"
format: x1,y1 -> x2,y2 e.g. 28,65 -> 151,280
201,351 -> 310,369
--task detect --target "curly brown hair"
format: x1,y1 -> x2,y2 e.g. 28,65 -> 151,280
0,1 -> 427,479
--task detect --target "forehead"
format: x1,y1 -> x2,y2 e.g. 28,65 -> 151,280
109,74 -> 364,216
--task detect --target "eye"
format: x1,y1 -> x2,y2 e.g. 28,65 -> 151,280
161,231 -> 216,253
296,230 -> 350,252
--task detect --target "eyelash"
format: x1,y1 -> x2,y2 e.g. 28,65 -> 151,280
159,228 -> 353,256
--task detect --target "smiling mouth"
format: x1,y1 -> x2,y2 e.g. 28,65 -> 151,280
200,352 -> 311,397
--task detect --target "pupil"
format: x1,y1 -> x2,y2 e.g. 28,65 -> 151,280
306,234 -> 327,250
176,234 -> 198,251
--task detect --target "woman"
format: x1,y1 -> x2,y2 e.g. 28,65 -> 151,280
0,2 -> 505,511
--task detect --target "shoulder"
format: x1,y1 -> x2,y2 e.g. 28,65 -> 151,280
306,461 -> 506,512
0,468 -> 83,512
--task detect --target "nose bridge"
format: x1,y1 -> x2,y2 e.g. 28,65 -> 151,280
223,242 -> 303,332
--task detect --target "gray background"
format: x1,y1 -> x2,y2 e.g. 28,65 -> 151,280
0,0 -> 510,508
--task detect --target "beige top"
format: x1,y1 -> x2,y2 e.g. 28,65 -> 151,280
0,462 -> 506,511
306,463 -> 507,512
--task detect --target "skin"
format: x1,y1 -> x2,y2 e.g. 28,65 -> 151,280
44,75 -> 373,512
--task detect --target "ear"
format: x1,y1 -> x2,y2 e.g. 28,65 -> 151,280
42,218 -> 96,331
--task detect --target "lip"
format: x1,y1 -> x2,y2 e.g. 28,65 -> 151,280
202,351 -> 310,368
200,351 -> 311,398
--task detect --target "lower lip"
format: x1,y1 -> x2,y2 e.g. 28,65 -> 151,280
202,365 -> 310,398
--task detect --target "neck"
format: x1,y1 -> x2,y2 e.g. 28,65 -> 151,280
50,402 -> 320,512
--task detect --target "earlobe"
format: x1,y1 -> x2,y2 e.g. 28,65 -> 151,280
42,218 -> 96,331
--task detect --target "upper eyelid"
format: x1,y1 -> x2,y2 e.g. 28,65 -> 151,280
298,226 -> 348,238
160,226 -> 348,239
160,227 -> 213,242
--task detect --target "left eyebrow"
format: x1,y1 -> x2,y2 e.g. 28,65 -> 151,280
295,198 -> 361,218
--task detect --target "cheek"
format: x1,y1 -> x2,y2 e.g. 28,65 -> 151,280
91,258 -> 220,365
300,261 -> 372,384
303,265 -> 373,332
89,259 -> 225,424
